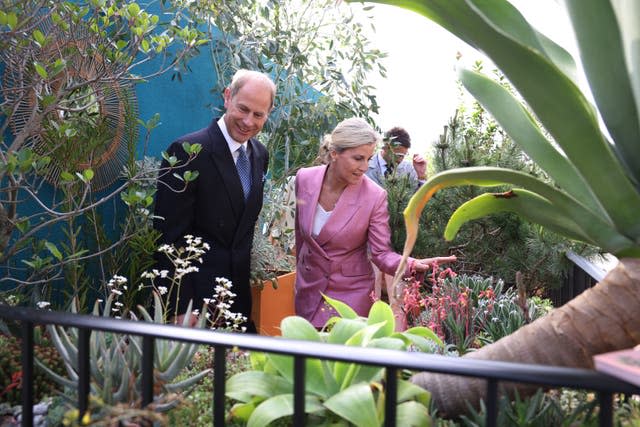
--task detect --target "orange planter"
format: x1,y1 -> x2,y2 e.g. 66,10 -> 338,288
251,271 -> 296,336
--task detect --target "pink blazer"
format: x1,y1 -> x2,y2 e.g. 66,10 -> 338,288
294,165 -> 412,327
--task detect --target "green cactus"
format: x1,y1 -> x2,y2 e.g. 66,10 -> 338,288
36,293 -> 210,416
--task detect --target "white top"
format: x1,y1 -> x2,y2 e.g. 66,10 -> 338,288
312,203 -> 332,237
218,116 -> 250,163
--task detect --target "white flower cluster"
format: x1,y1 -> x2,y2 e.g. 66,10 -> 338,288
103,235 -> 247,332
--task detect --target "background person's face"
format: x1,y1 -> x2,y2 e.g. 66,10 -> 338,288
382,144 -> 408,166
223,79 -> 272,142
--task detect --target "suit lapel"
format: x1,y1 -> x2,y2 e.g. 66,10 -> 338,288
315,179 -> 362,246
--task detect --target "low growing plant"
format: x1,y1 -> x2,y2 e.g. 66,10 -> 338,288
402,266 -> 550,354
35,236 -> 244,423
225,296 -> 443,426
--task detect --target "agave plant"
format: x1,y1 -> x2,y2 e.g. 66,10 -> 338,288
226,296 -> 442,426
37,293 -> 210,413
354,0 -> 640,416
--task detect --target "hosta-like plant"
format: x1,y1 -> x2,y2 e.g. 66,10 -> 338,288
226,296 -> 442,427
356,0 -> 640,416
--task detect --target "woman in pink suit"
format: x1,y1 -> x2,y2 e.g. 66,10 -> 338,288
294,118 -> 456,328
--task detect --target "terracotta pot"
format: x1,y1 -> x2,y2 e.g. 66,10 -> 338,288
250,271 -> 296,336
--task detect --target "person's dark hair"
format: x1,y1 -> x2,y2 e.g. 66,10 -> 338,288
384,126 -> 411,149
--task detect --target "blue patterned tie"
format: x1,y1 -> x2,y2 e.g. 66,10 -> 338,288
236,145 -> 252,201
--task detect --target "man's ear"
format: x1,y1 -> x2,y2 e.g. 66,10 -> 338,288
223,87 -> 231,107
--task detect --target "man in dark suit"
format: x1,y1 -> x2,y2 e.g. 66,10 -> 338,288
153,69 -> 276,331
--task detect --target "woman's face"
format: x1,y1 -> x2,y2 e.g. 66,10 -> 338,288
331,143 -> 375,186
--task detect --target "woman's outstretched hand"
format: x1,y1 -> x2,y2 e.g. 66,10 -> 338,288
412,255 -> 457,273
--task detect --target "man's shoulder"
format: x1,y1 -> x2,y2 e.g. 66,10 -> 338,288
397,161 -> 417,178
172,119 -> 220,146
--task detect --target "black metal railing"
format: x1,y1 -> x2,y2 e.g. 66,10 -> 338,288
1,304 -> 638,427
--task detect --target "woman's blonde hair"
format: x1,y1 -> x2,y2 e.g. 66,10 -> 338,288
315,118 -> 380,164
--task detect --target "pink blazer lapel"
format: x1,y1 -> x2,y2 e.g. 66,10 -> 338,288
298,166 -> 325,239
315,180 -> 362,246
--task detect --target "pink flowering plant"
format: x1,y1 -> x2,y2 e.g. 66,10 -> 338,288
401,264 -> 550,355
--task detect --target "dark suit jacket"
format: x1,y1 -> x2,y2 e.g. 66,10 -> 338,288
153,118 -> 268,324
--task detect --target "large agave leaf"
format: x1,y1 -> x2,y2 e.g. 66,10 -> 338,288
565,0 -> 640,182
396,168 -> 638,281
34,358 -> 77,389
611,0 -> 640,114
444,189 -> 593,243
366,0 -> 640,239
164,368 -> 211,392
457,67 -> 601,214
323,383 -> 379,427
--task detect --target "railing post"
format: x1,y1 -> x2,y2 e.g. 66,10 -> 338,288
598,391 -> 613,427
293,356 -> 306,427
485,378 -> 498,427
384,367 -> 397,427
77,328 -> 90,420
141,335 -> 154,407
21,321 -> 34,427
214,345 -> 226,427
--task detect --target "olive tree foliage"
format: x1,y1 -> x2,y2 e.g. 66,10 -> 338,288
182,0 -> 388,279
188,0 -> 387,178
0,0 -> 207,306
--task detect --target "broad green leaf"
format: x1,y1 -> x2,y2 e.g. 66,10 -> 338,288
397,379 -> 431,405
565,0 -> 640,184
458,67 -> 602,215
334,323 -> 385,389
327,318 -> 366,345
444,189 -> 593,243
226,371 -> 291,402
323,293 -> 358,319
366,300 -> 395,338
228,401 -> 256,422
324,383 -> 379,427
247,394 -> 324,427
280,316 -> 321,341
396,401 -> 431,427
402,326 -> 444,348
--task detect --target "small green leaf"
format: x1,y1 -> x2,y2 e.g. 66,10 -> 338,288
7,12 -> 17,30
60,171 -> 75,182
82,168 -> 94,181
127,3 -> 141,16
33,29 -> 46,46
45,241 -> 63,261
34,62 -> 48,79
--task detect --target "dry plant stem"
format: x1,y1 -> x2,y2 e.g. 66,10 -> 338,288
412,258 -> 640,416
